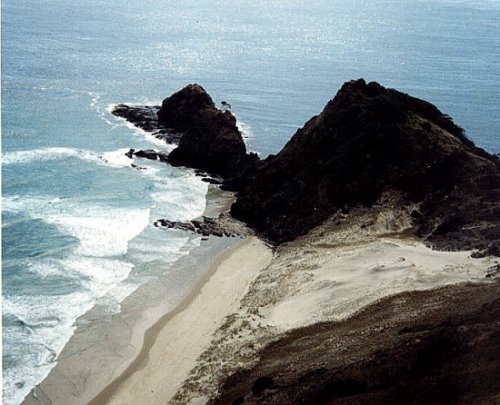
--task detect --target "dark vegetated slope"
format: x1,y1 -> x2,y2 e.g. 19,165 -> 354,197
230,79 -> 500,249
214,283 -> 500,405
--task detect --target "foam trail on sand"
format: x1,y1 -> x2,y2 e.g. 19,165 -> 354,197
2,170 -> 207,404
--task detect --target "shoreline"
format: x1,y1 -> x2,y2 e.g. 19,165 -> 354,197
168,210 -> 499,403
22,185 -> 242,405
22,195 -> 498,405
86,238 -> 248,404
92,236 -> 272,405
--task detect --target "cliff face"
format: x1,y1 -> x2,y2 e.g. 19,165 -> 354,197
230,79 -> 500,249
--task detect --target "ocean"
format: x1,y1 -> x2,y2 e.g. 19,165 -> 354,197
2,0 -> 499,403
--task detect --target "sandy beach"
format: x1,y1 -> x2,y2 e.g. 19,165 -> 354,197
22,234 -> 239,405
23,194 -> 499,405
168,206 -> 498,403
91,236 -> 272,405
22,185 -> 245,405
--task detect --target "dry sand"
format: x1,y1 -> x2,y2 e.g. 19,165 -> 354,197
91,236 -> 272,405
22,185 -> 244,405
25,198 -> 498,405
260,238 -> 492,331
170,205 -> 498,404
23,235 -> 239,405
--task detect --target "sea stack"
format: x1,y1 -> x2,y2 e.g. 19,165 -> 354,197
112,84 -> 258,177
159,84 -> 251,177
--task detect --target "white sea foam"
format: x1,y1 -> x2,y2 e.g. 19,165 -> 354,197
3,265 -> 132,405
2,147 -> 96,165
2,147 -> 163,178
62,257 -> 134,293
2,195 -> 63,212
2,292 -> 93,405
27,258 -> 134,297
128,227 -> 190,264
235,115 -> 254,142
27,261 -> 65,278
88,91 -> 119,127
151,173 -> 208,222
89,91 -> 100,109
3,195 -> 151,257
3,246 -> 138,405
100,148 -> 139,169
1,186 -> 203,404
2,119 -> 208,405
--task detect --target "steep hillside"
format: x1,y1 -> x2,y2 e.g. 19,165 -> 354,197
230,79 -> 500,251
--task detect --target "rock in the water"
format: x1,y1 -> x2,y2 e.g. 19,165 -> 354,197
154,219 -> 196,233
133,149 -> 168,162
113,85 -> 259,178
154,215 -> 246,238
112,104 -> 160,130
130,164 -> 146,170
229,79 -> 500,251
160,84 -> 252,177
124,148 -> 168,162
112,104 -> 182,143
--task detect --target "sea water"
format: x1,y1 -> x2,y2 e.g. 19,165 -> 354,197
2,0 -> 499,403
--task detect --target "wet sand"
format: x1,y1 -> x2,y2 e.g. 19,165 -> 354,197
23,235 -> 240,405
169,205 -> 499,403
92,236 -> 272,405
24,197 -> 499,405
22,185 -> 242,405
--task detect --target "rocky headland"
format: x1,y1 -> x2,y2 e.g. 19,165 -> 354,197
115,79 -> 500,254
114,84 -> 258,178
231,80 -> 500,253
107,80 -> 500,405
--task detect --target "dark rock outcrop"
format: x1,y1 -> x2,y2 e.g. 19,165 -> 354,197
114,80 -> 499,253
113,104 -> 160,131
154,215 -> 246,238
112,104 -> 182,143
157,84 -> 215,130
161,84 -> 255,177
154,219 -> 197,233
229,79 -> 500,251
125,148 -> 168,162
113,84 -> 258,178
